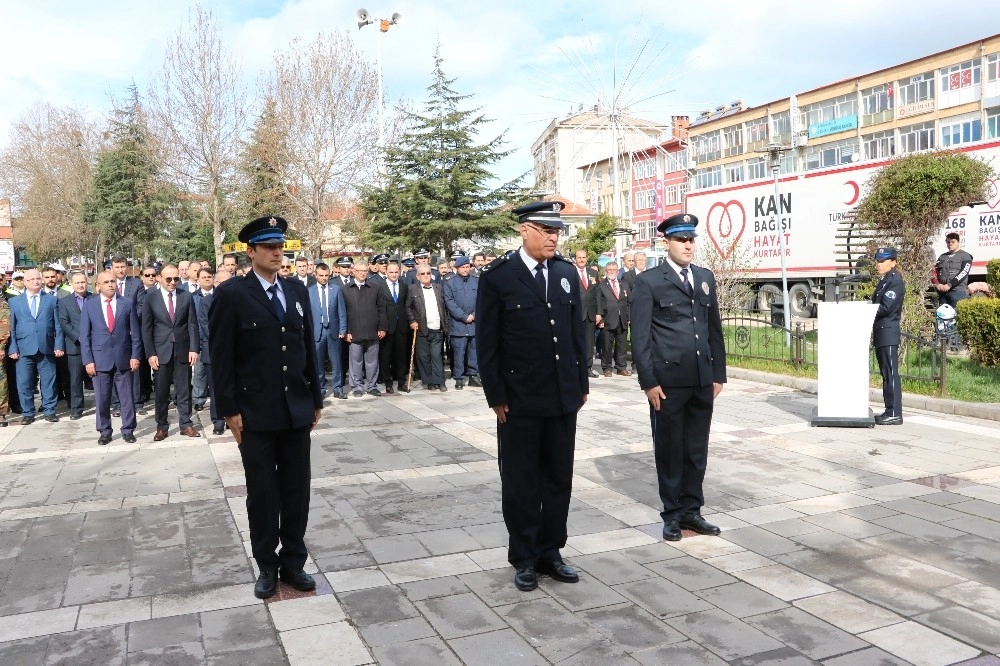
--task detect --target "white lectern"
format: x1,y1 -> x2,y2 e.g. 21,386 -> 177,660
810,302 -> 879,427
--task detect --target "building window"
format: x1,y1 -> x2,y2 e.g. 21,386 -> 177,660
633,158 -> 655,180
940,59 -> 982,109
634,189 -> 656,210
803,138 -> 859,171
726,162 -> 744,184
746,118 -> 768,145
861,84 -> 893,126
679,183 -> 689,202
898,121 -> 936,153
723,124 -> 744,157
863,130 -> 895,161
665,184 -> 680,205
692,130 -> 721,162
747,157 -> 767,180
770,111 -> 791,144
988,108 -> 1000,139
897,72 -> 935,106
694,165 -> 722,190
989,53 -> 1000,82
803,94 -> 858,128
941,113 -> 982,147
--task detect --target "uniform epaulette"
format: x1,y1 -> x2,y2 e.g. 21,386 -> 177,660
481,251 -> 514,274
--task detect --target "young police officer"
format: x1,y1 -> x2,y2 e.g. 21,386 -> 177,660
872,247 -> 905,425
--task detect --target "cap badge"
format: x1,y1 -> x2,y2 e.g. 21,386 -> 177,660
683,214 -> 691,223
561,278 -> 570,293
701,281 -> 709,295
268,217 -> 277,227
295,301 -> 304,316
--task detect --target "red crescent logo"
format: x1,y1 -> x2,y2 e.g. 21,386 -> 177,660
706,200 -> 746,260
844,180 -> 860,206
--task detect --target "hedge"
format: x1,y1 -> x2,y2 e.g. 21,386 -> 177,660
956,297 -> 1000,366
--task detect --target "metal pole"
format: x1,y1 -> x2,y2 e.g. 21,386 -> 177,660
376,27 -> 385,156
772,158 -> 791,346
610,116 -> 624,258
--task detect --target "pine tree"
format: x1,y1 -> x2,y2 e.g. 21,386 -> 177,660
235,98 -> 291,223
81,85 -> 173,260
360,46 -> 523,253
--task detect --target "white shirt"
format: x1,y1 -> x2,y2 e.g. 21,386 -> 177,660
519,247 -> 548,295
102,296 -> 118,329
423,285 -> 442,330
664,255 -> 692,285
253,271 -> 286,311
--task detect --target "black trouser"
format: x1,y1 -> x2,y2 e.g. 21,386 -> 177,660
5,356 -> 19,414
582,319 -> 596,370
153,356 -> 192,429
650,384 -> 714,522
239,426 -> 311,571
379,328 -> 409,386
415,329 -> 444,386
56,353 -> 69,404
600,324 -> 628,370
66,353 -> 85,413
875,345 -> 901,417
498,412 -> 577,569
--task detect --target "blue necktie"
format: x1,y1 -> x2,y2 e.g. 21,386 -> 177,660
392,282 -> 398,303
534,263 -> 546,298
268,284 -> 285,321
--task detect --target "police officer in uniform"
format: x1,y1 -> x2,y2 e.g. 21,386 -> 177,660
934,232 -> 972,308
476,201 -> 589,591
404,248 -> 439,285
631,214 -> 726,542
208,215 -> 323,599
872,247 -> 904,425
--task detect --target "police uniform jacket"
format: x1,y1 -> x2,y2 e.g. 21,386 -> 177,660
476,251 -> 589,417
630,262 -> 726,390
443,273 -> 478,337
935,249 -> 973,291
208,273 -> 323,432
872,266 -> 904,348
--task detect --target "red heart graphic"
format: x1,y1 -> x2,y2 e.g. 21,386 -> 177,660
987,179 -> 1000,210
706,200 -> 746,260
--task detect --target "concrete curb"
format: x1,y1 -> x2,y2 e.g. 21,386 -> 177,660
727,367 -> 1000,423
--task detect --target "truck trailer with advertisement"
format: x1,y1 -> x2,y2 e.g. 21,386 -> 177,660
683,141 -> 1000,317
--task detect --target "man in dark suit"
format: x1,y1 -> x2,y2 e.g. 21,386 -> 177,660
342,260 -> 387,397
872,247 -> 905,425
142,263 -> 200,440
572,249 -> 599,378
308,263 -> 347,399
110,255 -> 147,416
631,213 -> 726,542
379,261 -> 409,394
197,269 -> 231,435
620,252 -> 637,292
8,269 -> 65,424
476,201 -> 589,592
595,261 -> 631,377
209,215 -> 323,600
57,270 -> 93,419
292,257 -> 317,288
406,265 -> 448,391
191,266 -> 216,411
80,271 -> 142,445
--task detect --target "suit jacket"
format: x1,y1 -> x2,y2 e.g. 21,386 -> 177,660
572,266 -> 599,321
57,292 -> 94,355
197,293 -> 213,365
406,283 -> 449,335
141,288 -> 199,364
294,274 -> 317,288
8,291 -> 64,356
380,279 -> 409,335
475,252 -> 588,417
872,267 -> 904,348
443,274 -> 478,336
208,273 -> 323,431
80,295 -> 142,372
621,268 -> 638,292
631,262 -> 726,390
596,278 -> 630,330
341,280 -> 387,341
308,281 -> 348,342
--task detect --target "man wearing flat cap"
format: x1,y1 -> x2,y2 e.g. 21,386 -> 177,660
208,215 -> 324,599
631,213 -> 726,542
872,247 -> 904,425
476,200 -> 589,592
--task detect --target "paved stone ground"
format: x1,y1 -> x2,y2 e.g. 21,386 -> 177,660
0,375 -> 999,665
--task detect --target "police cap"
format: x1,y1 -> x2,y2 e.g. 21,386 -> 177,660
401,258 -> 416,268
413,248 -> 430,258
874,247 -> 897,261
450,249 -> 466,260
239,216 -> 288,245
658,213 -> 699,238
372,253 -> 390,265
335,256 -> 353,268
513,201 -> 565,229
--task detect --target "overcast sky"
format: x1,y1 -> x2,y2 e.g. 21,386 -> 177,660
3,0 -> 999,192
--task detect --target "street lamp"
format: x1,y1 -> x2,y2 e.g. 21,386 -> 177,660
356,8 -> 401,155
759,142 -> 792,343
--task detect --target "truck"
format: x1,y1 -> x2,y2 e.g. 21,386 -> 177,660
683,140 -> 1000,317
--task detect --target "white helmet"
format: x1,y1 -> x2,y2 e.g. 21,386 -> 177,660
935,303 -> 956,321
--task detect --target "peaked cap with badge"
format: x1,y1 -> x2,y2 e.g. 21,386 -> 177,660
658,213 -> 699,238
239,216 -> 288,245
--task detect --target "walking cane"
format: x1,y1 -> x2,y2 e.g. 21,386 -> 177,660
407,327 -> 417,392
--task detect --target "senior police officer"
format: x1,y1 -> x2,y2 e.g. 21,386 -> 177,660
631,213 -> 726,542
208,215 -> 324,599
872,247 -> 905,425
476,201 -> 589,591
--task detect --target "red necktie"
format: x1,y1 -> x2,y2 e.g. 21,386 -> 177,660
117,281 -> 124,297
106,298 -> 115,332
168,292 -> 175,322
580,269 -> 588,290
611,279 -> 619,299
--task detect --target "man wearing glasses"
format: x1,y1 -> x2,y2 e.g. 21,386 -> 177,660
631,214 -> 726,543
279,259 -> 293,278
6,272 -> 25,298
8,269 -> 66,424
476,201 -> 589,592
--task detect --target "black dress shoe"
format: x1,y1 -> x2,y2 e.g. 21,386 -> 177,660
111,409 -> 121,418
98,435 -> 112,446
679,515 -> 722,536
368,388 -> 382,396
537,560 -> 579,583
385,385 -> 395,394
662,520 -> 682,541
122,433 -> 137,443
439,384 -> 447,392
455,381 -> 464,390
874,414 -> 903,425
398,383 -> 410,393
194,403 -> 205,411
335,392 -> 348,400
70,412 -> 83,420
0,418 -> 6,427
352,390 -> 363,397
468,376 -> 482,387
279,568 -> 316,591
43,414 -> 58,423
514,566 -> 537,591
254,568 -> 278,599
213,427 -> 225,435
20,416 -> 34,426
137,405 -> 148,416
